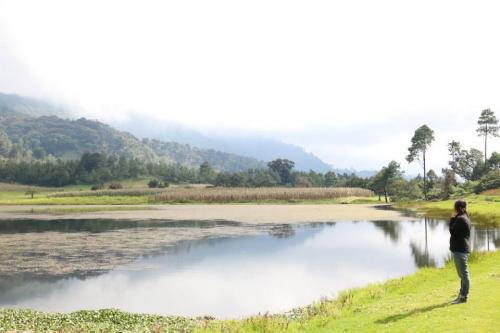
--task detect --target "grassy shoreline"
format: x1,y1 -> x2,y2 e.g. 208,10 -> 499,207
395,194 -> 500,226
1,251 -> 498,333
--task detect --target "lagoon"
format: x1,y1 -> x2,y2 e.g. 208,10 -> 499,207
0,217 -> 498,318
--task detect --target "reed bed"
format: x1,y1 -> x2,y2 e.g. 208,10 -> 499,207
48,188 -> 168,198
151,187 -> 373,203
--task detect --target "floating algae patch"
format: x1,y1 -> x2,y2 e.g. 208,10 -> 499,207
0,219 -> 261,280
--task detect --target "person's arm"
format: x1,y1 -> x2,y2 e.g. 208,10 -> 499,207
449,215 -> 456,233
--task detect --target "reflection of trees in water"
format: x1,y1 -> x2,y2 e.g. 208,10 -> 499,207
409,241 -> 437,268
493,231 -> 500,248
472,228 -> 500,251
0,219 -> 242,234
423,216 -> 441,230
371,220 -> 402,242
268,224 -> 296,238
372,218 -> 500,260
409,218 -> 437,268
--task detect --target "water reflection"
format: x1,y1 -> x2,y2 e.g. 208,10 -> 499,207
0,218 -> 498,318
268,224 -> 296,238
0,218 -> 242,234
369,217 -> 499,268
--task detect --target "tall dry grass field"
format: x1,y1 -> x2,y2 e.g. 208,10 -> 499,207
48,188 -> 168,197
151,187 -> 373,203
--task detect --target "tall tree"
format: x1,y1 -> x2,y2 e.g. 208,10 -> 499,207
426,169 -> 438,192
406,125 -> 435,199
267,159 -> 295,185
441,168 -> 457,199
199,161 -> 215,183
372,161 -> 402,203
448,141 -> 485,180
324,171 -> 337,187
477,109 -> 499,164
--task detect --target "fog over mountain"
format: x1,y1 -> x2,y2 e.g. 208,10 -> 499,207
110,114 -> 335,172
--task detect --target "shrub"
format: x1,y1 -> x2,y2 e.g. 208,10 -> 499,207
91,184 -> 104,191
108,182 -> 123,190
475,170 -> 500,193
148,179 -> 160,188
148,179 -> 169,188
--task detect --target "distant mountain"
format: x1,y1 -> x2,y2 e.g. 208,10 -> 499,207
0,92 -> 72,118
332,168 -> 377,178
112,114 -> 334,172
0,93 -> 264,172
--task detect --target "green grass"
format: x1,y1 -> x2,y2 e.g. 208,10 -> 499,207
1,251 -> 498,333
396,194 -> 500,226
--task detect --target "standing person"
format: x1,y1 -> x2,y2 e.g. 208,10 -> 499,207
449,199 -> 472,304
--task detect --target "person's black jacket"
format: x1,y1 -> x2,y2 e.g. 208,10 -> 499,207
449,214 -> 472,253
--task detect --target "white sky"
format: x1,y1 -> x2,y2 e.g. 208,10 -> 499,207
1,0 -> 500,172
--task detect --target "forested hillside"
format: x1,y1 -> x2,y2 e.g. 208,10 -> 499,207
0,93 -> 264,172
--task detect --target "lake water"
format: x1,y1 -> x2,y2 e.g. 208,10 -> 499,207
0,217 -> 498,318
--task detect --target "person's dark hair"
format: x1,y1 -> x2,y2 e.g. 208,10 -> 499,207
454,199 -> 468,216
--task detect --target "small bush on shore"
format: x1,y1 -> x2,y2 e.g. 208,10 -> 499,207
108,183 -> 123,190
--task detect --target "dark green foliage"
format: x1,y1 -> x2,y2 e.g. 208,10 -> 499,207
440,168 -> 457,199
199,161 -> 216,184
489,152 -> 500,170
148,179 -> 168,188
426,169 -> 438,193
475,170 -> 500,193
390,177 -> 423,201
91,184 -> 104,191
148,179 -> 160,188
324,171 -> 338,187
448,141 -> 485,180
267,159 -> 295,185
108,182 -> 123,190
369,161 -> 403,202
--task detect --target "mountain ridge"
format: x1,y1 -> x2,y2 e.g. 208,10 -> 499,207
0,93 -> 265,172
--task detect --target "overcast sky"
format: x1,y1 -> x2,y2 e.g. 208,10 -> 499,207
1,0 -> 500,172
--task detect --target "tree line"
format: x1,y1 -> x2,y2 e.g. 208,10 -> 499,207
0,153 -> 367,189
371,109 -> 499,202
1,109 -> 498,199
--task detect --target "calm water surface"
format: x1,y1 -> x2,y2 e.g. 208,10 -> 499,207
0,218 -> 498,318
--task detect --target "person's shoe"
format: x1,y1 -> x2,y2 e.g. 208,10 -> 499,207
451,296 -> 467,304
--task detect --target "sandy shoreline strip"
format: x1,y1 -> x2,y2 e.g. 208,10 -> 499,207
0,204 -> 417,223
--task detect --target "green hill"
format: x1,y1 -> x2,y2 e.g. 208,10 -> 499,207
0,93 -> 264,171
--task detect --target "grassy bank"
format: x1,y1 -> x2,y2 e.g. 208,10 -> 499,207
395,194 -> 500,226
1,251 -> 498,333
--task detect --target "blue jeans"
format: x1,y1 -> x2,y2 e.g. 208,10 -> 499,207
453,252 -> 470,297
